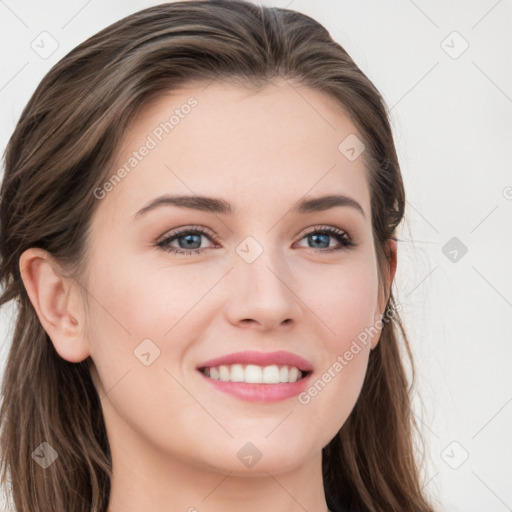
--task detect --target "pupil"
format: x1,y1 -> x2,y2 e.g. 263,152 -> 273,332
310,233 -> 329,248
180,234 -> 201,249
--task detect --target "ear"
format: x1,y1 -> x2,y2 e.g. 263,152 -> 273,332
19,248 -> 90,363
371,238 -> 398,350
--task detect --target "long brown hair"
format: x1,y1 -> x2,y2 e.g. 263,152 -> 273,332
0,1 -> 436,510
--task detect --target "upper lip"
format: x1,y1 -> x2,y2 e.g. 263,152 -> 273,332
196,350 -> 314,372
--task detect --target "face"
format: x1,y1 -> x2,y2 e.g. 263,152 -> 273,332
83,80 -> 388,476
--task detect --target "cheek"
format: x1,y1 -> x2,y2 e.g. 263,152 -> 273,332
294,259 -> 379,421
83,246 -> 215,388
83,253 -> 202,438
85,247 -> 190,339
299,255 -> 380,351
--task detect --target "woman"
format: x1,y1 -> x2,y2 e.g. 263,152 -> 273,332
0,1 -> 435,511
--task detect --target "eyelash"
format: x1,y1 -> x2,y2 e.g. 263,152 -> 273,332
156,224 -> 356,256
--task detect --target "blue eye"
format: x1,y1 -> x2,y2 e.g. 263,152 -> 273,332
156,226 -> 218,255
297,226 -> 355,252
157,225 -> 355,256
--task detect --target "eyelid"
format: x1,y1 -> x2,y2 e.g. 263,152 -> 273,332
157,224 -> 352,243
298,224 -> 348,238
156,223 -> 356,255
157,225 -> 220,245
295,224 -> 355,248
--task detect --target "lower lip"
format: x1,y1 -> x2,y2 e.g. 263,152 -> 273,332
198,371 -> 312,403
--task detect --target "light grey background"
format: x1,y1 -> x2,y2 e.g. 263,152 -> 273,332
1,1 -> 511,511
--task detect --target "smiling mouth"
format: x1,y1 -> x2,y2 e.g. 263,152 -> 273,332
198,364 -> 311,384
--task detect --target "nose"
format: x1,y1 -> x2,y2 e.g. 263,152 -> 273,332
224,244 -> 303,332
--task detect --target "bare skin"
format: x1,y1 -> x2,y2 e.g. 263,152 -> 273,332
20,79 -> 396,512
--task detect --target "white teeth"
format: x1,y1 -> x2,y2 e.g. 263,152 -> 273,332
202,364 -> 304,384
230,364 -> 245,382
262,365 -> 280,384
219,365 -> 230,382
288,367 -> 300,382
245,364 -> 262,383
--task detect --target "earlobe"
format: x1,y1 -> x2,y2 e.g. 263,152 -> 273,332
371,238 -> 398,350
385,238 -> 398,300
19,248 -> 90,363
388,237 -> 398,283
380,237 -> 397,312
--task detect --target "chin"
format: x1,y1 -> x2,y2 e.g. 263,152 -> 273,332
195,436 -> 321,476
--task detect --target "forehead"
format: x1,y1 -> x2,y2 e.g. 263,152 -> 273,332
97,80 -> 371,223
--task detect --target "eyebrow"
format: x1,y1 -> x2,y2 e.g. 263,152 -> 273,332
133,193 -> 366,219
